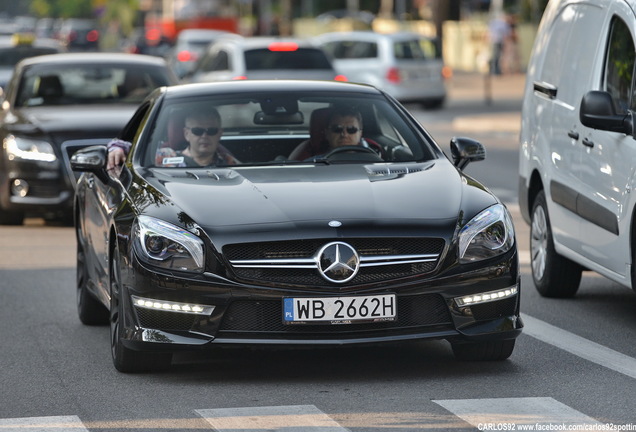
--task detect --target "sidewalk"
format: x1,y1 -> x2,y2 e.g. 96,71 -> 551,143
446,72 -> 526,134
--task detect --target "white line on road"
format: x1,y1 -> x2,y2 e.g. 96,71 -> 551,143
0,416 -> 89,431
522,313 -> 636,380
196,405 -> 350,432
433,397 -> 602,428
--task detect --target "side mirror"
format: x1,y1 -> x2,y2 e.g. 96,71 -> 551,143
450,137 -> 486,170
70,145 -> 111,185
579,90 -> 634,136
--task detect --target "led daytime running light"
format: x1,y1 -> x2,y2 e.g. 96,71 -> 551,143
132,296 -> 214,316
455,286 -> 518,307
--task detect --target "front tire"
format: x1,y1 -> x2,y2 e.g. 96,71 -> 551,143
451,339 -> 515,361
110,242 -> 172,373
530,190 -> 582,297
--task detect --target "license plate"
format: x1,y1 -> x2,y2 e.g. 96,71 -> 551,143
283,294 -> 396,324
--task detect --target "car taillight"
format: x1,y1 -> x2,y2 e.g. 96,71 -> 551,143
233,76 -> 247,80
86,30 -> 99,42
146,28 -> 161,42
386,67 -> 401,84
268,42 -> 298,51
177,50 -> 194,62
334,75 -> 348,82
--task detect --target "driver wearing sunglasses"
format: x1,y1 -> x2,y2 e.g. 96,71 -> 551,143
106,108 -> 238,170
325,107 -> 365,151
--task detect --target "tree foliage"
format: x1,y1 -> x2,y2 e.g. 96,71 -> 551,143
30,0 -> 94,18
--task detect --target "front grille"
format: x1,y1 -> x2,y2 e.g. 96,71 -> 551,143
19,179 -> 60,198
224,238 -> 445,286
218,294 -> 452,337
470,296 -> 518,321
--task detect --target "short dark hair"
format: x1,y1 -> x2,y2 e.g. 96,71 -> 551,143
328,106 -> 363,128
184,106 -> 221,125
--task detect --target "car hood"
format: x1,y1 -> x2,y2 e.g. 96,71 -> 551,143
139,161 -> 497,244
6,105 -> 137,141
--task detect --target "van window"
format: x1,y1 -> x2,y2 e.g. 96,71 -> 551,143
394,40 -> 429,60
537,5 -> 575,87
603,17 -> 635,113
322,41 -> 378,59
538,4 -> 602,106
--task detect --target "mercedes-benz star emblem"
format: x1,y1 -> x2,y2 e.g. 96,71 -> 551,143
316,242 -> 360,283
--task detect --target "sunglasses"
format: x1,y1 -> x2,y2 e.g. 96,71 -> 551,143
187,127 -> 220,136
329,125 -> 361,135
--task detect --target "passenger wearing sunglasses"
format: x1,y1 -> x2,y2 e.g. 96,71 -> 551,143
106,108 -> 238,171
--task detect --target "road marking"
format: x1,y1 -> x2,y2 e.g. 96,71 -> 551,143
0,415 -> 89,431
522,313 -> 636,380
434,397 -> 601,428
196,405 -> 350,432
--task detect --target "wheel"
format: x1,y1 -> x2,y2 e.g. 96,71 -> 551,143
451,339 -> 515,361
530,190 -> 582,297
109,242 -> 172,373
77,237 -> 108,325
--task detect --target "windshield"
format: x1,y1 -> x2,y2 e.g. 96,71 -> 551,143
140,90 -> 435,168
16,63 -> 171,107
244,48 -> 334,70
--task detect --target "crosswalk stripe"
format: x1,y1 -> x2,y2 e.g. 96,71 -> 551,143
522,313 -> 636,380
0,415 -> 89,431
433,397 -> 602,429
196,405 -> 350,432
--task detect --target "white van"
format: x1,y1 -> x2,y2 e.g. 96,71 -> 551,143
518,0 -> 636,297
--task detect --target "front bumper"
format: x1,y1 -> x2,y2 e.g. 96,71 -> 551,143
119,249 -> 522,352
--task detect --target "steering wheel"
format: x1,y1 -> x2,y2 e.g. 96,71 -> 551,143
323,145 -> 383,161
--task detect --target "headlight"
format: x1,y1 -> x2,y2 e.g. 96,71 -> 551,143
458,204 -> 515,263
133,216 -> 204,273
3,135 -> 57,163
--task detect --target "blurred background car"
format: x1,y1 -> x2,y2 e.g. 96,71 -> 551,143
184,36 -> 346,83
56,18 -> 100,52
315,31 -> 450,109
0,52 -> 178,225
165,28 -> 233,78
0,33 -> 65,91
122,27 -> 173,57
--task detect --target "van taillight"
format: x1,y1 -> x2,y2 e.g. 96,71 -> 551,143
386,67 -> 401,84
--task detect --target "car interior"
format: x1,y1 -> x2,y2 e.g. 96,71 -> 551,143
144,94 -> 429,168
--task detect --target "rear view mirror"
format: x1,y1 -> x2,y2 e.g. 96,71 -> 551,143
450,137 -> 485,170
579,90 -> 634,136
70,145 -> 112,185
254,111 -> 304,125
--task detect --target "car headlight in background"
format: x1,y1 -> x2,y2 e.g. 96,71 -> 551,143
3,135 -> 57,163
133,216 -> 205,273
458,204 -> 515,263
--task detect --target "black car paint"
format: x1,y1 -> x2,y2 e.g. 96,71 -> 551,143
73,81 -> 521,369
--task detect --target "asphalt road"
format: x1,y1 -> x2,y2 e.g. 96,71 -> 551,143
1,73 -> 635,431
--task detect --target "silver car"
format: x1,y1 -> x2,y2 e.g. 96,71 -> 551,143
185,36 -> 345,83
314,31 -> 449,109
165,29 -> 234,79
